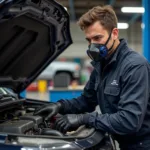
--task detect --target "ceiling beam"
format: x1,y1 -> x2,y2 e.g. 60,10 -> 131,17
109,0 -> 116,6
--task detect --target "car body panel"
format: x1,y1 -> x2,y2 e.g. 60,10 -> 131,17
0,0 -> 72,93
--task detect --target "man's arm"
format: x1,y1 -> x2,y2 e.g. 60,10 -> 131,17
59,69 -> 98,114
85,64 -> 149,135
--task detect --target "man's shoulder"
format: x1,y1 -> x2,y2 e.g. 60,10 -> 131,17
121,49 -> 149,67
118,49 -> 150,76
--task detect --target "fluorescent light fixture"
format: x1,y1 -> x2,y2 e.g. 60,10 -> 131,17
121,7 -> 144,13
117,23 -> 129,29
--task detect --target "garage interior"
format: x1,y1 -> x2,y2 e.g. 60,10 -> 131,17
0,0 -> 150,149
26,0 -> 150,102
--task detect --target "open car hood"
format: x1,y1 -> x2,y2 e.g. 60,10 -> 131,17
0,0 -> 72,93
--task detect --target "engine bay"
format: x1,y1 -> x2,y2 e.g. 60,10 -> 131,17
0,97 -> 95,138
0,91 -> 106,149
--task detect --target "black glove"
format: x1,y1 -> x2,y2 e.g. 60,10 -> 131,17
55,114 -> 89,133
34,102 -> 62,120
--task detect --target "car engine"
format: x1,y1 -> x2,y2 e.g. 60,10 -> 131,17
0,90 -> 109,150
0,104 -> 64,136
0,96 -> 94,138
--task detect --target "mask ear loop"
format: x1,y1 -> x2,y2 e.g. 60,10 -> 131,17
105,31 -> 112,46
108,40 -> 115,51
105,29 -> 115,51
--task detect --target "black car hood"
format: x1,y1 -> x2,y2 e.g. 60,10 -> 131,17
0,0 -> 72,93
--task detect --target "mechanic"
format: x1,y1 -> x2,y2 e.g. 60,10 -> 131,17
34,5 -> 150,150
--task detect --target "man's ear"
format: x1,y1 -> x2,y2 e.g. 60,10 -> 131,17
112,28 -> 119,40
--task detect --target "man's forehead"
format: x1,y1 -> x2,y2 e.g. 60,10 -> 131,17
84,23 -> 106,39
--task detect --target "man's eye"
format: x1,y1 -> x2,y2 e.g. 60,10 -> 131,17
94,36 -> 101,40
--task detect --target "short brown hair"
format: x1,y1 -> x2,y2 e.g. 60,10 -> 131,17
77,5 -> 118,32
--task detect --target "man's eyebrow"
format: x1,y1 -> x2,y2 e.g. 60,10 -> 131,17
85,34 -> 104,41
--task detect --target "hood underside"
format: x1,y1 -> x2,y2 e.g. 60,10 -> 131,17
0,0 -> 72,93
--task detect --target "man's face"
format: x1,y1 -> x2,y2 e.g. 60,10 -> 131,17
84,21 -> 118,49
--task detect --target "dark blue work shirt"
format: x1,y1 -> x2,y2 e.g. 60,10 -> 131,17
60,39 -> 150,145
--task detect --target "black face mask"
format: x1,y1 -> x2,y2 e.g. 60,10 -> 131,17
87,32 -> 115,62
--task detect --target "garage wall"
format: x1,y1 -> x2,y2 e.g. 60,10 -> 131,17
128,23 -> 142,54
59,22 -> 142,59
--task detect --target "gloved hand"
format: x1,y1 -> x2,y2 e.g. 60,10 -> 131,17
34,102 -> 62,120
54,114 -> 89,133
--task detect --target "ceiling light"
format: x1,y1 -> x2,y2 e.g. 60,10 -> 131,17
117,23 -> 129,29
121,7 -> 144,13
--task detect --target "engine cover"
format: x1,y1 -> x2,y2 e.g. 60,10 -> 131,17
20,114 -> 43,125
0,120 -> 34,134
